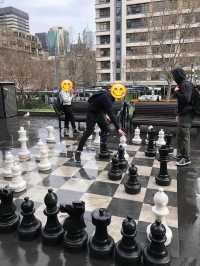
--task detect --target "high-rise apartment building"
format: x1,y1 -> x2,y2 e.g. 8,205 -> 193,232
35,32 -> 48,51
82,28 -> 95,50
48,26 -> 70,56
96,0 -> 200,85
0,6 -> 29,33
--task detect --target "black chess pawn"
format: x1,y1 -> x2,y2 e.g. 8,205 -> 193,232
124,164 -> 141,194
60,201 -> 88,250
165,134 -> 173,154
89,208 -> 114,257
115,216 -> 141,266
0,186 -> 19,232
145,128 -> 156,157
99,143 -> 110,160
155,145 -> 171,186
118,144 -> 128,171
108,154 -> 123,181
41,189 -> 64,245
143,220 -> 171,266
18,197 -> 41,240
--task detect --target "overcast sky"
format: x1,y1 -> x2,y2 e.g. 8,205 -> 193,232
3,0 -> 95,40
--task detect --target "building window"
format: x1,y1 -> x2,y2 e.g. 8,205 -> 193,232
99,8 -> 110,18
101,61 -> 110,69
126,46 -> 146,56
127,4 -> 146,15
101,73 -> 110,81
99,22 -> 110,31
100,35 -> 110,44
127,32 -> 147,43
100,48 -> 110,57
116,73 -> 121,80
127,18 -> 146,29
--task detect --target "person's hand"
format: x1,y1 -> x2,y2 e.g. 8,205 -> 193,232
118,128 -> 125,136
106,115 -> 111,123
175,86 -> 180,92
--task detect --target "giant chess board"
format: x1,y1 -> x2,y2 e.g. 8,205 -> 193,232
0,136 -> 179,259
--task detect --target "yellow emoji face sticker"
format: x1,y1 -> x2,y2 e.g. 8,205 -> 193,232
111,83 -> 127,100
61,80 -> 73,92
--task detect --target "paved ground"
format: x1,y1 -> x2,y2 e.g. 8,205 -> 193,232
0,116 -> 200,266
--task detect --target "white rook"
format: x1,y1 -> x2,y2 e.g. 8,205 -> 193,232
18,127 -> 31,161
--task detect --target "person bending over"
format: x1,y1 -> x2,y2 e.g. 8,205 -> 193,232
75,87 -> 125,162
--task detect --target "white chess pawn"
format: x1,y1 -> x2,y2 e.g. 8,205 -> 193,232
35,139 -> 45,162
2,152 -> 14,178
145,125 -> 153,144
147,188 -> 172,246
46,126 -> 56,143
132,126 -> 142,145
10,162 -> 27,192
93,125 -> 101,146
156,129 -> 166,147
18,126 -> 31,161
120,135 -> 129,160
38,144 -> 52,173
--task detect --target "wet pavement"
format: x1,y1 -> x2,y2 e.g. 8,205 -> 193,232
0,116 -> 200,265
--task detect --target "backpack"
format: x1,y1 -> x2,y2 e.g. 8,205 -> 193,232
54,93 -> 64,114
88,90 -> 105,104
191,86 -> 200,115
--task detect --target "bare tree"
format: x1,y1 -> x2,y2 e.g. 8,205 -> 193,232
145,0 -> 199,99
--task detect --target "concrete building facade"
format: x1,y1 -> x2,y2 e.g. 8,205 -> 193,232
95,0 -> 200,86
0,6 -> 29,33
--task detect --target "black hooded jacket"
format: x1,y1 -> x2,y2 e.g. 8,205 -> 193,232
171,68 -> 193,115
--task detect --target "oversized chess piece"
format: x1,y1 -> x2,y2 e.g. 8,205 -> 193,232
132,127 -> 142,145
156,129 -> 166,147
145,125 -> 153,144
120,135 -> 129,160
155,145 -> 171,186
143,220 -> 171,266
118,144 -> 128,171
147,189 -> 172,246
0,186 -> 19,232
165,134 -> 173,154
124,164 -> 141,194
93,125 -> 100,146
42,189 -> 64,245
108,154 -> 123,181
60,201 -> 88,250
145,128 -> 156,157
38,144 -> 52,173
46,126 -> 56,143
35,139 -> 45,162
89,208 -> 114,257
18,197 -> 41,240
10,163 -> 27,193
115,216 -> 141,266
2,151 -> 14,178
99,143 -> 110,159
18,126 -> 31,161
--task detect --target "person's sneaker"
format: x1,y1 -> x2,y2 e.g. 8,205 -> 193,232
64,128 -> 69,136
73,129 -> 78,134
74,151 -> 81,162
176,157 -> 191,166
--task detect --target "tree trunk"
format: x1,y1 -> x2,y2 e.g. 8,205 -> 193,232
166,81 -> 172,101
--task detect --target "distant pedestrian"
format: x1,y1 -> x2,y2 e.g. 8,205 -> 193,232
171,68 -> 194,166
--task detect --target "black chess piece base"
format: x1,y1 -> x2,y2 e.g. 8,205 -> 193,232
63,231 -> 88,250
108,171 -> 122,181
99,151 -> 110,160
115,245 -> 142,266
143,247 -> 170,266
155,175 -> 171,186
124,182 -> 141,194
41,228 -> 64,245
119,161 -> 128,171
0,216 -> 19,233
18,222 -> 41,241
89,236 -> 114,257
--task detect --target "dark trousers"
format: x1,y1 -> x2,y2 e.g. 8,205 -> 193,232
77,111 -> 109,151
63,105 -> 76,130
177,113 -> 193,159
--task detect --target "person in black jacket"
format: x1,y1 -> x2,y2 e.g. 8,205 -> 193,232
75,88 -> 125,162
171,67 -> 194,166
